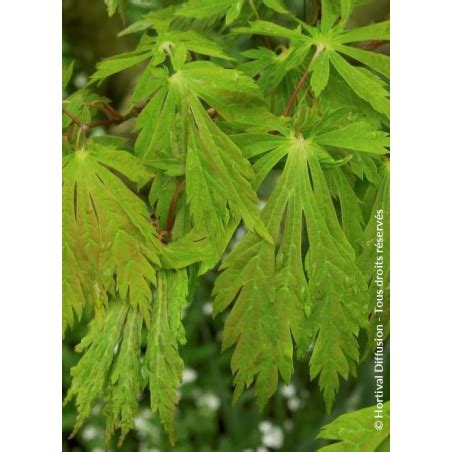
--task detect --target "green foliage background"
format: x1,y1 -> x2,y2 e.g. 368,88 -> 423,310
62,0 -> 390,450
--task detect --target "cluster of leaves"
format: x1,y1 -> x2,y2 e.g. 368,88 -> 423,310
63,0 -> 390,448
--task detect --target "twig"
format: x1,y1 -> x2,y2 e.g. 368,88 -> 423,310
87,101 -> 123,120
62,105 -> 144,132
283,46 -> 323,117
86,106 -> 143,130
62,107 -> 86,130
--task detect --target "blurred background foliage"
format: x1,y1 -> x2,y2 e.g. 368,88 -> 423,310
62,0 -> 389,450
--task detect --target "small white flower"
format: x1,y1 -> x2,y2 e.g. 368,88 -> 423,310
91,127 -> 106,137
140,408 -> 153,419
197,392 -> 221,411
259,421 -> 273,434
280,384 -> 296,398
182,368 -> 198,384
74,72 -> 88,89
288,397 -> 301,411
258,200 -> 266,211
82,425 -> 99,441
262,425 -> 284,449
259,422 -> 284,449
135,416 -> 147,431
202,302 -> 213,316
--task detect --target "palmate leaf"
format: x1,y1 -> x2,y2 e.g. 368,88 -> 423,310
214,145 -> 311,407
318,402 -> 390,451
62,142 -> 161,333
302,151 -> 368,412
234,11 -> 389,116
215,115 -> 387,411
135,61 -> 276,262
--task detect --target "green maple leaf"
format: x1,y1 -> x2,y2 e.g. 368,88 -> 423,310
62,141 -> 161,333
214,145 -> 311,408
134,61 -> 278,262
215,111 -> 388,411
234,8 -> 389,116
318,401 -> 390,451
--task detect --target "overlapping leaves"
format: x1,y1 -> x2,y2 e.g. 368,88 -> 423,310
63,0 -> 390,446
134,61 -> 280,261
235,3 -> 389,117
215,113 -> 388,411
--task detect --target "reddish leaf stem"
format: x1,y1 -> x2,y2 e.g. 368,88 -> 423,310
283,47 -> 323,117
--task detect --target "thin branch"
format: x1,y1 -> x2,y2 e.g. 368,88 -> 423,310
283,47 -> 323,117
86,106 -> 143,130
62,104 -> 144,132
62,107 -> 85,130
87,101 -> 123,120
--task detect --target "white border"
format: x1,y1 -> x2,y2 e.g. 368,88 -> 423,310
0,0 -> 61,450
392,0 -> 452,449
0,0 -> 451,450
